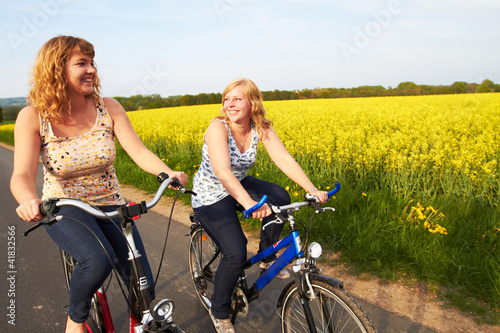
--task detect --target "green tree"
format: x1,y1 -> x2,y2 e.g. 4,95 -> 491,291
451,81 -> 467,94
178,94 -> 195,106
397,81 -> 420,95
477,79 -> 494,93
0,106 -> 3,123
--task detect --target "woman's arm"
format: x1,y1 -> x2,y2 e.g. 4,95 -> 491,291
10,106 -> 44,221
104,97 -> 188,186
261,126 -> 328,203
205,121 -> 270,219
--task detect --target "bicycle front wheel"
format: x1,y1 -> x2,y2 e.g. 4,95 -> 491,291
60,249 -> 108,333
281,279 -> 376,333
188,225 -> 221,311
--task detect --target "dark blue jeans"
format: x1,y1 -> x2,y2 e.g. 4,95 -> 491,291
193,176 -> 290,319
44,205 -> 154,323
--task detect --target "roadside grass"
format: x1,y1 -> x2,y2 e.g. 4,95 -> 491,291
0,122 -> 15,146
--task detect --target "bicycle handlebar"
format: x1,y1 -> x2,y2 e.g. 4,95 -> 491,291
24,173 -> 196,236
242,181 -> 340,218
243,195 -> 268,218
327,181 -> 341,197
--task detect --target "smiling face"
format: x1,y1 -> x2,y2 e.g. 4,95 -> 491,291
64,52 -> 96,96
223,85 -> 252,124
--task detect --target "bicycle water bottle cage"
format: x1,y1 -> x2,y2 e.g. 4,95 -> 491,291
117,201 -> 148,221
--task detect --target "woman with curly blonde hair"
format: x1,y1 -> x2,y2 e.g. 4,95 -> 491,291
11,35 -> 188,333
191,78 -> 328,333
27,35 -> 101,123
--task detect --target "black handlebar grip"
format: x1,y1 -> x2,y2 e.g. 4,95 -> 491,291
157,172 -> 169,183
39,198 -> 60,217
39,201 -> 50,216
170,177 -> 181,188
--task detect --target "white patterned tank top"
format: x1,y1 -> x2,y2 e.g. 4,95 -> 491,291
39,99 -> 125,205
192,119 -> 259,208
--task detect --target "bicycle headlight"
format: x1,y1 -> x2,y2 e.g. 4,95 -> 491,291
150,298 -> 175,323
308,242 -> 322,259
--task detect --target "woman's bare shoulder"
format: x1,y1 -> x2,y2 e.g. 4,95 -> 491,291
14,105 -> 40,134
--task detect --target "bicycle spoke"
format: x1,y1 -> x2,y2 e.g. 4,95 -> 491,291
281,280 -> 376,333
189,227 -> 220,311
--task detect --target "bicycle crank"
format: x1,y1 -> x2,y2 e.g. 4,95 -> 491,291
231,287 -> 249,318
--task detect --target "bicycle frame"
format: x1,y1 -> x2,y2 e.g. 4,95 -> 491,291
65,203 -> 161,333
120,207 -> 154,323
94,288 -> 114,332
244,229 -> 302,301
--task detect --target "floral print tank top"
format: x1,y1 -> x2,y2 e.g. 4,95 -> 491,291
39,100 -> 125,205
192,119 -> 259,208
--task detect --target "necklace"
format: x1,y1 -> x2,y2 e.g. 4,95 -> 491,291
236,130 -> 251,151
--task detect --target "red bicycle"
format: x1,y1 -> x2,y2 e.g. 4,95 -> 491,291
24,172 -> 194,333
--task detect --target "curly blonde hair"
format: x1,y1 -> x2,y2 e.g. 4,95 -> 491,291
27,35 -> 101,123
217,78 -> 273,138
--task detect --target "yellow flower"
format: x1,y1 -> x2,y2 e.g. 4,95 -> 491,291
362,193 -> 367,197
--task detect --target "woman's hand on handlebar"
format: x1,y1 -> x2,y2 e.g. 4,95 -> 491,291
309,190 -> 329,204
249,201 -> 272,221
169,171 -> 188,188
16,198 -> 43,222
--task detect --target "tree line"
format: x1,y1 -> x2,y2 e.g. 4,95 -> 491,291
114,79 -> 499,111
1,80 -> 498,121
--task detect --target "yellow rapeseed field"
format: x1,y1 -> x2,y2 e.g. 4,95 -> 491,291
127,93 -> 500,205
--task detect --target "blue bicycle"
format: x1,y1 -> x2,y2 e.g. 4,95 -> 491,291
188,182 -> 376,332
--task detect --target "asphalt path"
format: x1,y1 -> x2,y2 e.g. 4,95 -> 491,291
0,145 -> 436,333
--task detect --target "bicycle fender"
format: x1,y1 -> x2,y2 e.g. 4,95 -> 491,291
275,274 -> 344,308
312,274 -> 344,288
276,280 -> 296,308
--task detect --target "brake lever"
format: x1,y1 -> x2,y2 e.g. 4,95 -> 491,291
262,217 -> 285,231
23,215 -> 62,236
168,177 -> 197,196
305,193 -> 323,212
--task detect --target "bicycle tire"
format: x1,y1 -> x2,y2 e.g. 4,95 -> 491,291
60,249 -> 107,333
280,278 -> 376,333
188,225 -> 221,311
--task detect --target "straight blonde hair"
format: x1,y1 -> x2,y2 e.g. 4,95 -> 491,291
217,78 -> 273,138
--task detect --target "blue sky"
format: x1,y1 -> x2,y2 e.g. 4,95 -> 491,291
1,0 -> 499,99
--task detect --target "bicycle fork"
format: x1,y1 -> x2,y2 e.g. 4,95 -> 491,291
291,258 -> 318,333
124,224 -> 179,333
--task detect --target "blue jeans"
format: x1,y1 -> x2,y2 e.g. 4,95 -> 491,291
44,205 -> 154,323
193,176 -> 290,319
